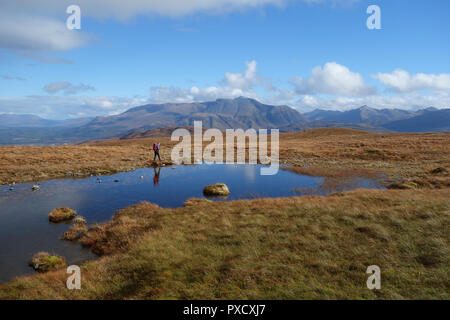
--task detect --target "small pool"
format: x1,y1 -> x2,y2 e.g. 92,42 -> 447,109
0,164 -> 384,284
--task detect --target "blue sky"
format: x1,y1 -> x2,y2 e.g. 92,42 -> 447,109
0,0 -> 449,119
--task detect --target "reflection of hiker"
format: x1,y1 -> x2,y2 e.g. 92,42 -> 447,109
153,167 -> 160,185
153,142 -> 161,161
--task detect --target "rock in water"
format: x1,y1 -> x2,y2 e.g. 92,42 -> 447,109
31,185 -> 40,191
48,207 -> 77,223
29,252 -> 66,273
203,183 -> 230,197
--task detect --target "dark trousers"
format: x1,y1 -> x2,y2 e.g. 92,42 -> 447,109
153,150 -> 161,161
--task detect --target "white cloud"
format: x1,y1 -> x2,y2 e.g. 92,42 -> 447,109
43,82 -> 95,95
0,12 -> 90,55
292,91 -> 450,112
0,74 -> 25,81
0,95 -> 147,119
293,62 -> 376,96
374,69 -> 450,93
1,1 -> 286,21
149,61 -> 450,112
0,0 -> 358,59
2,59 -> 449,118
150,60 -> 263,102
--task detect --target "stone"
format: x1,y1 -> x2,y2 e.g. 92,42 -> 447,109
203,183 -> 230,197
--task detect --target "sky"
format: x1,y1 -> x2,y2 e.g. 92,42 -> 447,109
0,0 -> 449,119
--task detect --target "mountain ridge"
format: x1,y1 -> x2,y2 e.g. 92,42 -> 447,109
0,97 -> 448,145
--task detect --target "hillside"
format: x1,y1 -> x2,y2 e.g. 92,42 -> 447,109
119,126 -> 207,139
0,114 -> 92,128
85,97 -> 306,138
383,109 -> 450,132
304,106 -> 416,125
279,120 -> 390,133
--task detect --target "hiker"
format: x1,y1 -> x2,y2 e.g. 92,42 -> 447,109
153,142 -> 161,161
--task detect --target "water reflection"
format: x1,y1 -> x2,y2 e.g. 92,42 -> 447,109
153,168 -> 161,186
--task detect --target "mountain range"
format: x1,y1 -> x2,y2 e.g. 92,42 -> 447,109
0,114 -> 93,128
0,97 -> 448,145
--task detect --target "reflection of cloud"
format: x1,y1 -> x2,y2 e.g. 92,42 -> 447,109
243,165 -> 256,182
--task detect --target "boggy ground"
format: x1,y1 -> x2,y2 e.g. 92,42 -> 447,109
0,188 -> 448,299
0,128 -> 449,299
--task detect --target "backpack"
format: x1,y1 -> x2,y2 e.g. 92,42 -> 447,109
153,143 -> 157,151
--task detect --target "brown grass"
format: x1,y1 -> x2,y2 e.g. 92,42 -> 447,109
1,129 -> 448,188
1,188 -> 448,299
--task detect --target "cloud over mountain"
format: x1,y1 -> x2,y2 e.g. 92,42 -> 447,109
293,62 -> 376,96
150,60 -> 264,103
374,69 -> 450,93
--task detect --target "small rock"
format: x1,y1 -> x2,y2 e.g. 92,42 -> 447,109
114,179 -> 119,182
203,183 -> 230,197
31,185 -> 40,191
139,176 -> 144,179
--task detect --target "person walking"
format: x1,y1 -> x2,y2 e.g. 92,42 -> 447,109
153,142 -> 161,161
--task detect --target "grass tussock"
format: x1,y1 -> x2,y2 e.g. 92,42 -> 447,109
48,207 -> 77,223
28,253 -> 66,273
1,188 -> 448,300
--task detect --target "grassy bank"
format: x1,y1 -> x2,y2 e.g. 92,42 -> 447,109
0,137 -> 175,184
1,188 -> 448,299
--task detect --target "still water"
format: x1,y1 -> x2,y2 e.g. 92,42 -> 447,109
0,164 -> 383,284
